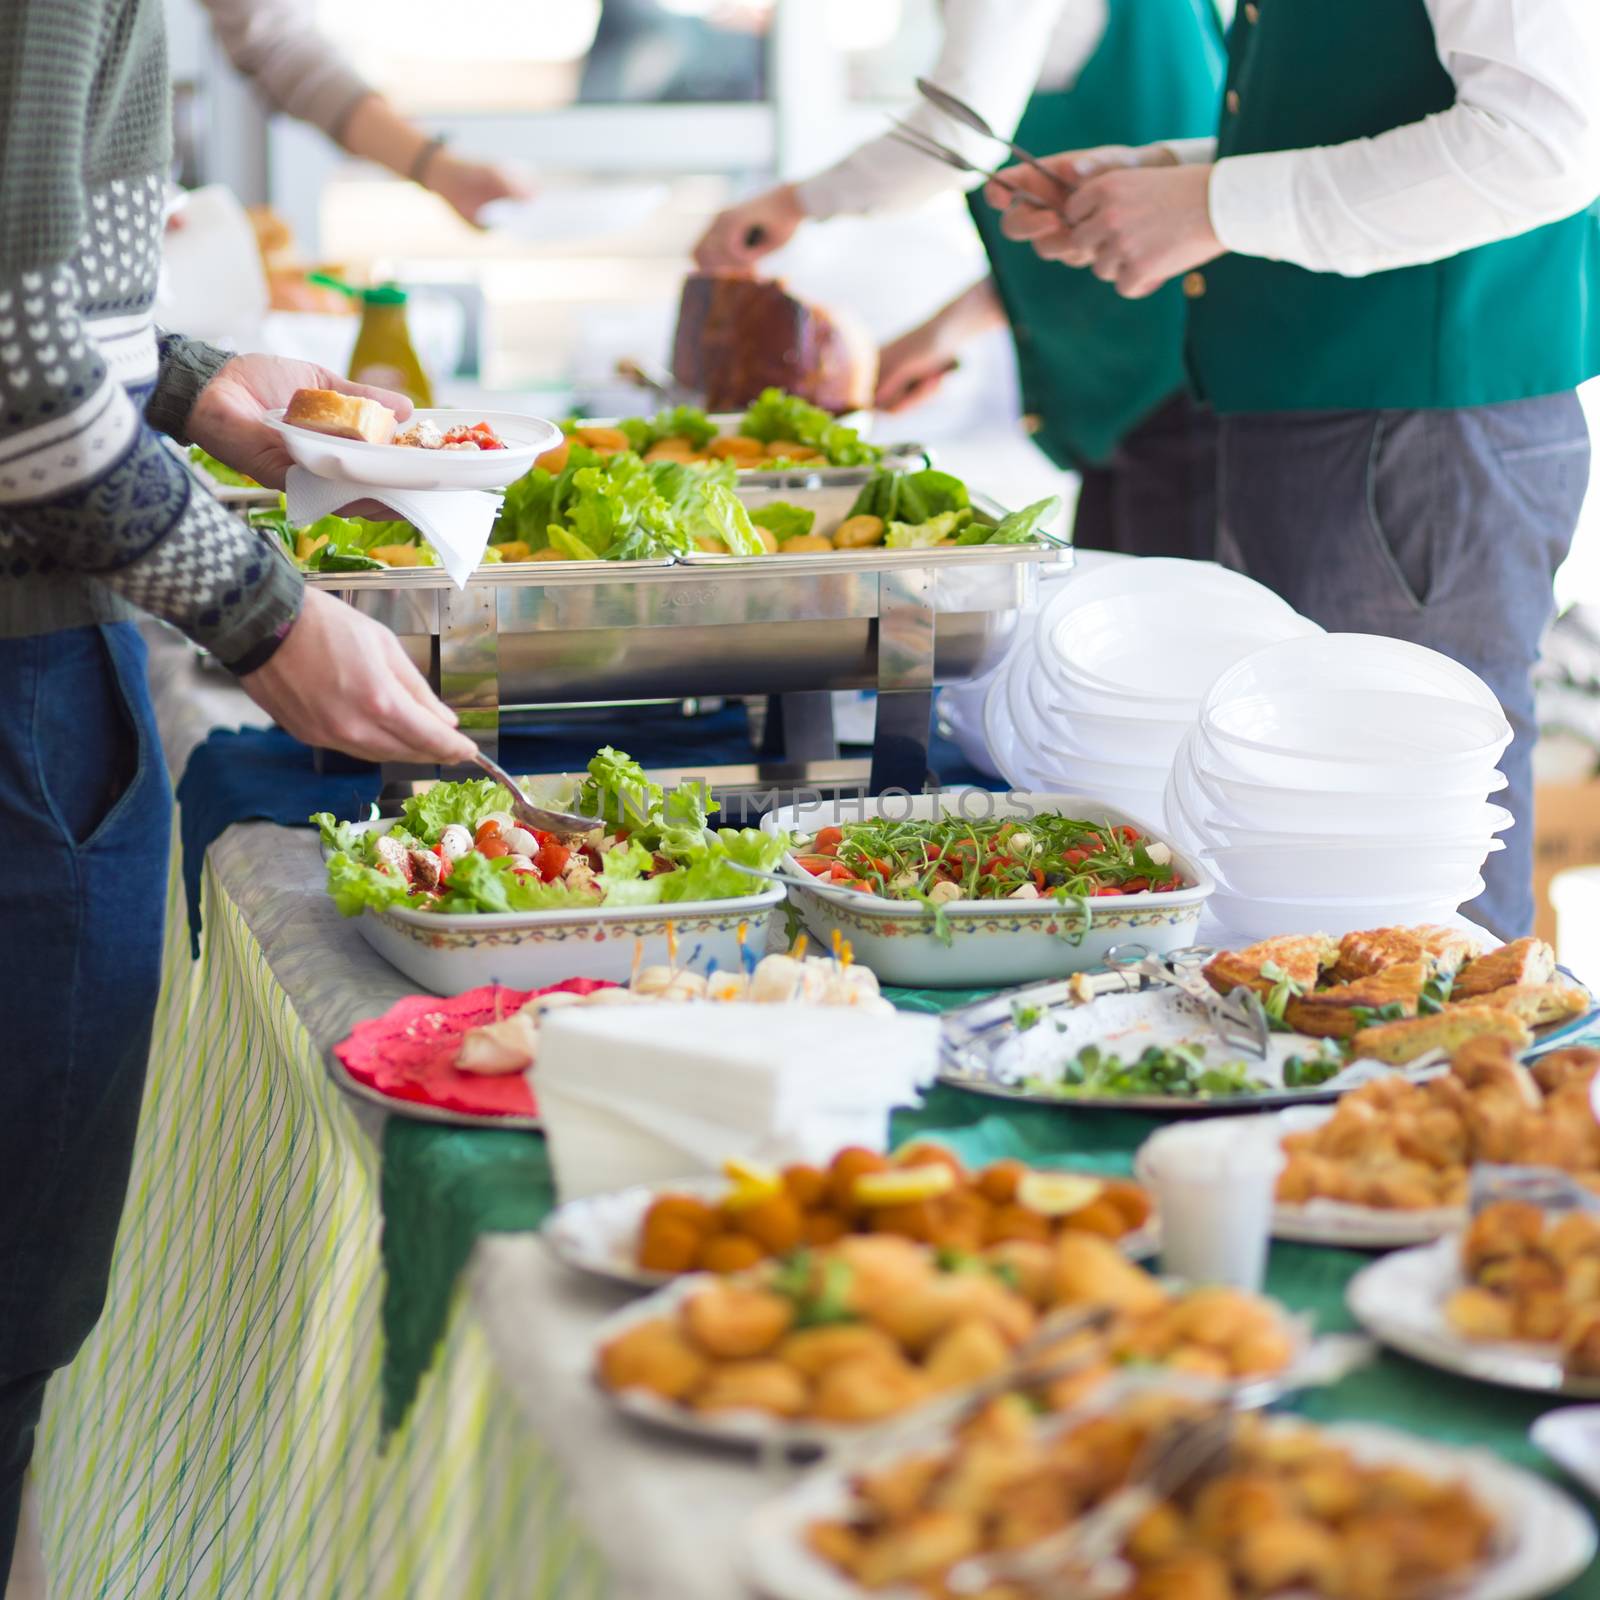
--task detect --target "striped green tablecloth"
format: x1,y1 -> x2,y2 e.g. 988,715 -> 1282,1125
32,843 -> 606,1600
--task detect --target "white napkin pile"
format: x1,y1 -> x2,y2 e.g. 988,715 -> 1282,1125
533,1004 -> 939,1202
284,466 -> 497,590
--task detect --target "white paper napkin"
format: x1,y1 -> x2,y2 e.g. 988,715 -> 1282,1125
284,466 -> 497,590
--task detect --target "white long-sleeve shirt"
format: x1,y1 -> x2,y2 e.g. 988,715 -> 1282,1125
795,0 -> 1107,219
1177,0 -> 1600,276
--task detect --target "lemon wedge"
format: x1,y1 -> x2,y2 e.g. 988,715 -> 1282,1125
721,1156 -> 783,1211
854,1164 -> 956,1207
1017,1172 -> 1104,1217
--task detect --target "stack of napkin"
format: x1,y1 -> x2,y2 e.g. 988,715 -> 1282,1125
533,1004 -> 939,1201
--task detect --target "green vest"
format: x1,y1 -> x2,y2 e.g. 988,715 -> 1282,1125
1187,0 -> 1600,413
967,0 -> 1225,467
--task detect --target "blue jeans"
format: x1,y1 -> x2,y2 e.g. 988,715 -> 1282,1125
1217,394 -> 1592,942
0,624 -> 171,1581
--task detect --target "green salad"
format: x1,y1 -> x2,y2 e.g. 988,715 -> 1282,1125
188,445 -> 259,489
1022,1036 -> 1347,1101
245,500 -> 498,573
313,746 -> 789,917
842,470 -> 1057,550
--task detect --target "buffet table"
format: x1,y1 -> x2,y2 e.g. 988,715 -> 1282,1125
28,634 -> 1600,1600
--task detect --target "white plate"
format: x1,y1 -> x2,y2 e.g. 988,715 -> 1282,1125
544,1173 -> 1161,1292
738,1417 -> 1598,1600
759,792 -> 1213,989
1533,1406 -> 1600,1500
594,1274 -> 1307,1456
264,407 -> 560,490
1349,1238 -> 1600,1397
323,820 -> 783,995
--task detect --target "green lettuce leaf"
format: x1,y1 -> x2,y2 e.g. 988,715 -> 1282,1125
656,827 -> 787,903
547,524 -> 601,562
983,496 -> 1060,545
398,778 -> 508,841
739,388 -> 880,466
885,509 -> 971,548
324,851 -> 423,917
683,481 -> 765,557
651,404 -> 717,448
575,745 -> 662,830
750,503 -> 815,543
188,445 -> 259,488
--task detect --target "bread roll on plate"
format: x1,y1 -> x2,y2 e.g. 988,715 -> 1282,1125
284,388 -> 397,446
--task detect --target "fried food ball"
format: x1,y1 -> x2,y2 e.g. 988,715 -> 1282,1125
1547,1209 -> 1600,1265
802,1210 -> 850,1247
806,1520 -> 865,1577
1229,1328 -> 1296,1377
775,532 -> 833,554
1102,1178 -> 1155,1230
1165,1346 -> 1232,1380
986,1204 -> 1052,1246
695,1234 -> 765,1275
572,425 -> 630,453
777,1324 -> 902,1379
1515,1288 -> 1570,1342
983,1240 -> 1056,1308
1053,1234 -> 1168,1314
782,1163 -> 829,1210
977,1160 -> 1027,1206
923,1318 -> 1013,1392
598,1319 -> 707,1401
1125,1501 -> 1187,1565
871,1200 -> 938,1243
1445,1284 -> 1515,1345
926,1191 -> 991,1254
870,1272 -> 1035,1354
833,514 -> 887,549
1189,1473 -> 1296,1549
1058,1196 -> 1134,1240
731,1192 -> 804,1256
682,1283 -> 795,1358
1125,1553 -> 1239,1600
854,1452 -> 945,1522
636,1216 -> 704,1275
533,439 -> 570,472
691,1358 -> 808,1417
828,1147 -> 892,1215
1234,1516 -> 1346,1590
810,1354 -> 931,1423
833,1234 -> 937,1315
644,1193 -> 719,1237
1461,1200 -> 1545,1274
643,439 -> 696,463
1041,1359 -> 1114,1414
709,434 -> 767,461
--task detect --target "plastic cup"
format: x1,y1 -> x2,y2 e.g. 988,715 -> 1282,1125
1141,1121 -> 1285,1291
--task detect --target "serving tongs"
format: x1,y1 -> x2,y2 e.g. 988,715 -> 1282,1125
1105,945 -> 1272,1059
885,120 -> 1068,217
914,76 -> 1075,201
469,750 -> 605,835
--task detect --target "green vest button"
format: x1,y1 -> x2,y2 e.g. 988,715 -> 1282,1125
1244,2 -> 1259,21
1183,271 -> 1207,299
1225,89 -> 1241,115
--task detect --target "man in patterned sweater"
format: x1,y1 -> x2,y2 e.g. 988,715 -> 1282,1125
0,2 -> 478,1576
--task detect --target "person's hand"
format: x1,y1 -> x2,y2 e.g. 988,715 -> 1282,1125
186,355 -> 412,490
988,149 -> 1222,300
425,152 -> 533,226
693,184 -> 805,271
875,320 -> 960,414
240,588 -> 479,765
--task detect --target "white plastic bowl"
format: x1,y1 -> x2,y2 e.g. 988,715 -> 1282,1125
264,406 -> 561,491
1203,690 -> 1510,767
1027,746 -> 1170,794
1034,703 -> 1192,768
1200,804 -> 1514,850
1205,839 -> 1493,900
1049,598 -> 1322,701
1190,715 -> 1506,797
1206,881 -> 1485,942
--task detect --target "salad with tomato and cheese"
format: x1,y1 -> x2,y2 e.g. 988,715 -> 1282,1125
791,814 -> 1187,906
314,747 -> 789,917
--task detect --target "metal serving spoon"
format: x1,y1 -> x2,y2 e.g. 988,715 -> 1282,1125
470,750 -> 605,835
915,76 -> 1076,199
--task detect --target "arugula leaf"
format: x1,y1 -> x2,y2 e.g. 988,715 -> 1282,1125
750,502 -> 816,543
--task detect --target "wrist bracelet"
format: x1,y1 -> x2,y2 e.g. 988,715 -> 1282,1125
409,135 -> 447,186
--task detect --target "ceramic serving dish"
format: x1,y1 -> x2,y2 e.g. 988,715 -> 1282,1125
759,792 -> 1213,989
322,821 -> 783,995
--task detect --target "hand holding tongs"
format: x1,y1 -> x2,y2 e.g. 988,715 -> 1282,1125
885,119 -> 1068,217
914,77 -> 1075,201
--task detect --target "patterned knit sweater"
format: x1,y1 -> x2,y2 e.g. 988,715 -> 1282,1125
0,0 -> 303,673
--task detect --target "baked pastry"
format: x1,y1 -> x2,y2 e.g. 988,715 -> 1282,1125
1469,982 -> 1590,1028
1454,936 -> 1557,999
1332,924 -> 1478,982
671,273 -> 877,413
283,387 -> 397,445
1350,1006 -> 1532,1064
1282,961 -> 1428,1039
1203,934 -> 1338,998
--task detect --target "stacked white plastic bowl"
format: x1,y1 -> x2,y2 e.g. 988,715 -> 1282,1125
1164,634 -> 1513,938
983,558 -> 1323,821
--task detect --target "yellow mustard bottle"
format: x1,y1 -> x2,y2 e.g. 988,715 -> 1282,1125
346,282 -> 433,407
